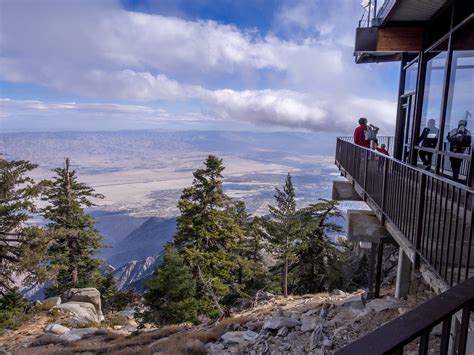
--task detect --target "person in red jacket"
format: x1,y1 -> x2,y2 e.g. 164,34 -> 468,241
376,143 -> 389,155
354,117 -> 370,148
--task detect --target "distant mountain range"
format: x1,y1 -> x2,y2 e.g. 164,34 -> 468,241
0,130 -> 338,166
105,217 -> 176,268
112,255 -> 162,291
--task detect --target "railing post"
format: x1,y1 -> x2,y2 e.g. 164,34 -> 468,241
364,149 -> 369,199
380,157 -> 389,218
414,172 -> 427,270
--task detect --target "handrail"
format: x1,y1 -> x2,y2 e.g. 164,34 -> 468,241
335,277 -> 474,354
335,137 -> 473,287
337,136 -> 473,193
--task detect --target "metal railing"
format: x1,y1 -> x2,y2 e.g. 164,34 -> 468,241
336,137 -> 473,287
335,276 -> 474,355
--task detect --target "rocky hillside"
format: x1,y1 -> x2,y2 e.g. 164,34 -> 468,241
0,277 -> 434,355
112,255 -> 162,291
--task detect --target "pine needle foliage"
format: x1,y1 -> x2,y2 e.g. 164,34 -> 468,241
142,244 -> 198,325
266,173 -> 302,297
290,199 -> 344,293
42,158 -> 104,296
174,155 -> 243,314
0,159 -> 49,296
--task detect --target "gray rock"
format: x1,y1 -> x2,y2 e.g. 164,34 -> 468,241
58,301 -> 99,324
277,327 -> 288,337
220,330 -> 258,346
339,295 -> 365,310
263,317 -> 301,330
322,338 -> 333,349
62,288 -> 104,321
59,328 -> 98,342
42,296 -> 61,308
327,308 -> 362,328
44,323 -> 69,335
301,316 -> 319,332
310,324 -> 324,349
243,330 -> 259,341
367,297 -> 404,313
246,320 -> 264,331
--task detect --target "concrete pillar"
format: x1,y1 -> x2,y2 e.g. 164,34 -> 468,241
395,248 -> 412,299
332,181 -> 362,201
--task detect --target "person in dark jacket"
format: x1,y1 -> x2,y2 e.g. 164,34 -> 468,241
418,119 -> 439,170
447,119 -> 471,181
354,117 -> 370,148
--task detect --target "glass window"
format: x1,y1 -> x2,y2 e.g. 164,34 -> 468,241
417,41 -> 447,170
442,21 -> 474,181
404,62 -> 418,93
420,42 -> 447,148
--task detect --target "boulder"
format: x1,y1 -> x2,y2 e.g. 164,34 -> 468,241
327,308 -> 362,328
62,288 -> 104,321
220,330 -> 258,346
59,328 -> 98,342
367,297 -> 405,313
42,296 -> 61,308
339,295 -> 365,310
58,301 -> 99,324
263,317 -> 301,330
301,316 -> 319,332
44,323 -> 69,335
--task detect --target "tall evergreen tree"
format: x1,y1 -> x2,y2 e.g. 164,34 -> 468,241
267,173 -> 301,297
142,244 -> 198,325
174,155 -> 242,314
0,159 -> 49,296
290,200 -> 343,293
232,202 -> 267,296
42,158 -> 104,295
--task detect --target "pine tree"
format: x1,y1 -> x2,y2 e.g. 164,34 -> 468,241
267,173 -> 301,297
290,200 -> 343,293
142,245 -> 198,325
98,273 -> 129,313
232,202 -> 267,297
42,158 -> 104,295
0,159 -> 49,296
174,155 -> 242,315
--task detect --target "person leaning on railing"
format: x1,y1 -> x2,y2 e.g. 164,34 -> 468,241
354,117 -> 371,148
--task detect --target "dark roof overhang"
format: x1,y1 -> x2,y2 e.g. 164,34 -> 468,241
378,0 -> 448,27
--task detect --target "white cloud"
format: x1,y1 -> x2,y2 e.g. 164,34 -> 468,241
0,0 -> 398,133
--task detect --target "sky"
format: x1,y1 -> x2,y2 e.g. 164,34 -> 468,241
0,0 -> 400,134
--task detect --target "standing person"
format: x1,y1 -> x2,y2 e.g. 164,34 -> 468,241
418,119 -> 439,170
354,117 -> 370,148
447,119 -> 471,181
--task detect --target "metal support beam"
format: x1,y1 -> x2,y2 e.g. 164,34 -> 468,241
375,242 -> 384,298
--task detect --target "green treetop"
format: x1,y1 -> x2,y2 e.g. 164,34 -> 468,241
174,155 -> 243,315
42,158 -> 104,295
0,159 -> 49,296
267,173 -> 302,298
291,199 -> 343,293
142,244 -> 198,325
